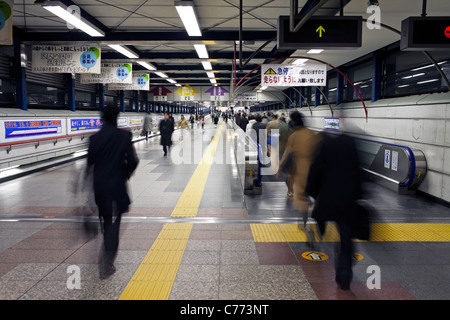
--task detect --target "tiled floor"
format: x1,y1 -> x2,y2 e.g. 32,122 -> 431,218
0,120 -> 449,300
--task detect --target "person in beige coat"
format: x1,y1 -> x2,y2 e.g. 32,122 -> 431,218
277,111 -> 320,225
178,115 -> 189,140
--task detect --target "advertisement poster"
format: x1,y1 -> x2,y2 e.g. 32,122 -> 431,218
107,73 -> 150,91
0,0 -> 13,45
32,45 -> 101,74
80,62 -> 132,84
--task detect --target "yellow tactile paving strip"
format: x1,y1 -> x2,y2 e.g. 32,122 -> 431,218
120,124 -> 224,300
250,223 -> 450,243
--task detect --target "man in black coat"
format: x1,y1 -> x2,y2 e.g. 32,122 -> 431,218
239,114 -> 249,132
159,112 -> 174,156
305,132 -> 363,290
87,106 -> 139,279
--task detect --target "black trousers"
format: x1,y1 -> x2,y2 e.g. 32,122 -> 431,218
162,144 -> 171,154
98,200 -> 122,266
335,217 -> 353,286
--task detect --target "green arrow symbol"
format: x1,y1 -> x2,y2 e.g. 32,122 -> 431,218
316,25 -> 325,38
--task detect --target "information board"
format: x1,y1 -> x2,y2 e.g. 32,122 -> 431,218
80,62 -> 132,84
31,45 -> 101,74
261,64 -> 326,87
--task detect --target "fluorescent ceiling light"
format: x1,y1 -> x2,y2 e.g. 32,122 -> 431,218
210,78 -> 217,84
166,79 -> 177,84
307,49 -> 324,54
194,44 -> 209,59
175,83 -> 182,87
154,72 -> 168,78
108,44 -> 139,59
137,61 -> 156,71
202,61 -> 212,70
206,72 -> 215,78
401,73 -> 425,79
398,84 -> 410,88
293,58 -> 308,65
175,1 -> 202,36
417,79 -> 440,85
42,2 -> 104,37
411,61 -> 446,71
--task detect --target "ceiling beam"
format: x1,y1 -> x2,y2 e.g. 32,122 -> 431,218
16,30 -> 277,43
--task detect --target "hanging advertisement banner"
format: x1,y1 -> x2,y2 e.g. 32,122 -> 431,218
31,45 -> 101,74
107,73 -> 150,91
0,0 -> 13,45
261,64 -> 326,87
80,62 -> 132,84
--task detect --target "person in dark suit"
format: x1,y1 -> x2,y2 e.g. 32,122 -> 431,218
305,131 -> 363,290
159,112 -> 174,156
87,106 -> 139,279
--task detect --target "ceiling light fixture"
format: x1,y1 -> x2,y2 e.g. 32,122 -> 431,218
42,1 -> 105,37
202,61 -> 212,70
137,61 -> 156,71
194,44 -> 209,59
206,72 -> 215,78
293,58 -> 308,65
307,49 -> 324,54
166,79 -> 177,84
108,44 -> 139,59
175,0 -> 202,37
154,72 -> 168,78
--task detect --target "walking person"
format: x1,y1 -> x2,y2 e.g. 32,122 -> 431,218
178,114 -> 189,140
277,111 -> 320,228
87,106 -> 139,279
305,131 -> 363,290
143,113 -> 152,141
189,115 -> 195,129
159,112 -> 174,156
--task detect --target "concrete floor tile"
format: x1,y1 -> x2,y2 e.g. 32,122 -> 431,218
169,281 -> 219,300
1,263 -> 59,281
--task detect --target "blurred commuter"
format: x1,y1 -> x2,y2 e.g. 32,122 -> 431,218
266,114 -> 280,156
87,106 -> 139,279
305,131 -> 363,290
239,114 -> 249,132
279,113 -> 286,123
189,115 -> 195,129
277,111 -> 319,225
246,115 -> 256,133
214,114 -> 219,127
251,114 -> 267,145
178,115 -> 189,140
159,112 -> 174,156
234,111 -> 242,127
143,113 -> 152,141
277,114 -> 296,197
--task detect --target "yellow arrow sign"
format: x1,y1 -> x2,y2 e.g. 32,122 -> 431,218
316,25 -> 325,38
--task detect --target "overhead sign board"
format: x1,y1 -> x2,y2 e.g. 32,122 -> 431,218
31,45 -> 101,74
401,17 -> 450,51
261,64 -> 326,87
80,62 -> 132,84
277,15 -> 362,50
107,73 -> 150,91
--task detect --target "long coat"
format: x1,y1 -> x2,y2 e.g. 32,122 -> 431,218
279,127 -> 320,213
159,118 -> 174,146
305,132 -> 363,230
87,124 -> 139,213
